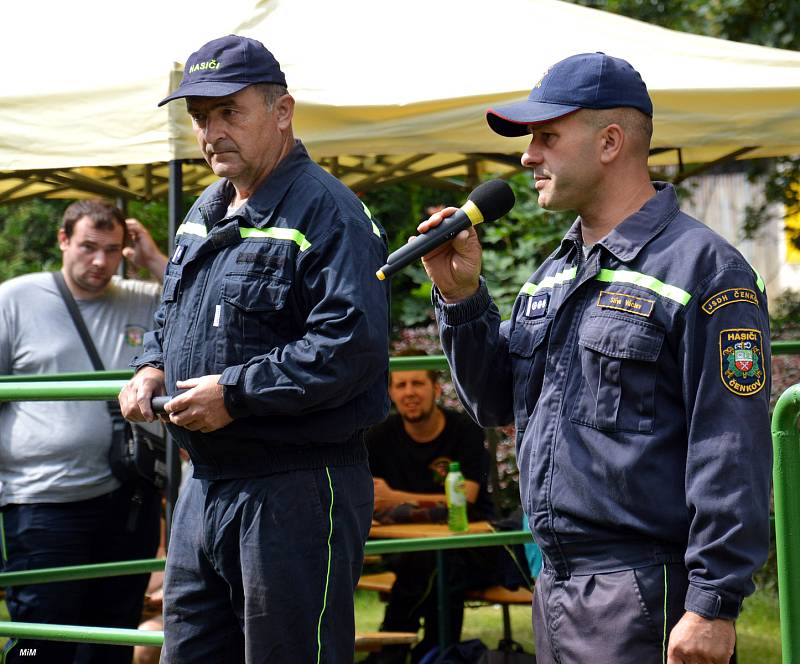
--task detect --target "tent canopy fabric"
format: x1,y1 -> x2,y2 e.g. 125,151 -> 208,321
1,0 -> 799,201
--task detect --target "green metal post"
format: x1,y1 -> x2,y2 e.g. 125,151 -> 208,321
772,383 -> 800,664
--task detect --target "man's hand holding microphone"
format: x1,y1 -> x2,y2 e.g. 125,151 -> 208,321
376,179 -> 515,302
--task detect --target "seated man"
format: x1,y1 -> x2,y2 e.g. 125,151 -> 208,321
366,350 -> 494,663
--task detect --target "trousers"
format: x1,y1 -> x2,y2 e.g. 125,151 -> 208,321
1,482 -> 161,664
161,462 -> 373,663
532,562 -> 736,664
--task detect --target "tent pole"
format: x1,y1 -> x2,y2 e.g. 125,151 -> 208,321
165,159 -> 183,549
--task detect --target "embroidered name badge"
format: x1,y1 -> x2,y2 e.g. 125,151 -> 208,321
596,290 -> 654,317
720,329 -> 766,396
702,288 -> 758,315
524,292 -> 549,319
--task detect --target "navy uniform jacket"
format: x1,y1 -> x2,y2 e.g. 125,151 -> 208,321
133,142 -> 390,479
435,183 -> 771,620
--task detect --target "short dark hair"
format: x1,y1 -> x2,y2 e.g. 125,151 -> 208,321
390,347 -> 439,385
61,199 -> 128,245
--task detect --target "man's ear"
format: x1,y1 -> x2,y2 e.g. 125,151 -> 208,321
434,382 -> 443,400
275,94 -> 295,130
599,124 -> 624,164
57,228 -> 69,252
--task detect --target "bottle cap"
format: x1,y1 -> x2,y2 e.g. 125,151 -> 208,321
449,461 -> 460,472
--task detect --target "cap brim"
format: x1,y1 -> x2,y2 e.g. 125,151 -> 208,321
157,81 -> 251,107
486,100 -> 580,137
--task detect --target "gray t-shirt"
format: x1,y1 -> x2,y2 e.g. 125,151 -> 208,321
0,272 -> 161,505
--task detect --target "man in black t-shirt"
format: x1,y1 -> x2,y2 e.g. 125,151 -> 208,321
365,364 -> 493,663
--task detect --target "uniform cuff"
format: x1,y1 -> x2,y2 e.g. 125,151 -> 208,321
130,354 -> 163,372
219,365 -> 250,418
432,278 -> 492,326
685,583 -> 742,620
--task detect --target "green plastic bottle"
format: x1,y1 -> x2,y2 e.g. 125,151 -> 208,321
445,461 -> 469,532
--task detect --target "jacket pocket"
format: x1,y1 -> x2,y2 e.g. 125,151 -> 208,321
570,313 -> 664,433
509,318 -> 550,430
215,273 -> 292,367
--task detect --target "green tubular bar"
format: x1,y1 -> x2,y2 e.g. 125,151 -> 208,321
772,383 -> 800,664
0,343 -> 797,393
0,621 -> 164,647
0,355 -> 453,393
0,380 -> 126,401
0,532 -> 531,587
0,532 -> 532,647
0,558 -> 165,588
364,530 -> 533,555
773,340 -> 800,356
0,370 -> 133,383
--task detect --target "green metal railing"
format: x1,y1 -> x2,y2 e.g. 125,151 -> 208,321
1,352 -> 799,655
0,531 -> 532,647
772,384 -> 800,664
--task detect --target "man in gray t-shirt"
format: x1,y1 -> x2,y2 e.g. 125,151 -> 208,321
0,199 -> 167,664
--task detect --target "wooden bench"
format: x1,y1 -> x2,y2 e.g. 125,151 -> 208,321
355,631 -> 418,652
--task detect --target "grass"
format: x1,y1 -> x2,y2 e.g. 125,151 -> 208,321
355,585 -> 781,663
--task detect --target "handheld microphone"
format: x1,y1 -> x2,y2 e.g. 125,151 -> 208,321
375,179 -> 515,280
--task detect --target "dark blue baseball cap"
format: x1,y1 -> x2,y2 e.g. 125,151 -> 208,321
158,34 -> 287,107
486,52 -> 652,137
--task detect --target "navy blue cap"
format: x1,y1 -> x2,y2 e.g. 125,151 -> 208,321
158,34 -> 287,107
486,52 -> 652,137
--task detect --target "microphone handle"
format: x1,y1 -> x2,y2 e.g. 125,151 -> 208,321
377,212 -> 472,280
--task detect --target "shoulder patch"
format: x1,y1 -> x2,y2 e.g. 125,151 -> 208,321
719,328 -> 766,396
702,288 -> 758,315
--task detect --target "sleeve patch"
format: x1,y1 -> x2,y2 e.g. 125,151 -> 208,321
720,329 -> 766,396
702,288 -> 758,315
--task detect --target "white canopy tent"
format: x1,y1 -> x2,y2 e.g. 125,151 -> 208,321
1,0 -> 799,201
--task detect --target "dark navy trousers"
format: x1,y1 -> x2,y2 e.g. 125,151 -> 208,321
533,562 -> 736,664
0,483 -> 161,664
161,463 -> 373,663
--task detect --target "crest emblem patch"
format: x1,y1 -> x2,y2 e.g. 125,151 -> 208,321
719,328 -> 765,396
124,325 -> 146,347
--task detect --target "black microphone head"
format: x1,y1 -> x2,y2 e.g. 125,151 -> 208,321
467,179 -> 516,222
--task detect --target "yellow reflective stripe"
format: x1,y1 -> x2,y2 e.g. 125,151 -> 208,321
361,202 -> 381,237
520,266 -> 577,296
596,269 -> 691,305
175,222 -> 208,237
239,227 -> 311,251
752,266 -> 765,293
177,222 -> 312,251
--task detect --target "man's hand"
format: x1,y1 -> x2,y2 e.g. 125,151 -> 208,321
165,375 -> 234,433
418,207 -> 483,303
119,366 -> 166,422
373,478 -> 399,511
123,218 -> 168,281
668,611 -> 735,664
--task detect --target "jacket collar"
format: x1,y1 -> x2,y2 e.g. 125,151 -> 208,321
598,182 -> 679,262
553,182 -> 679,263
